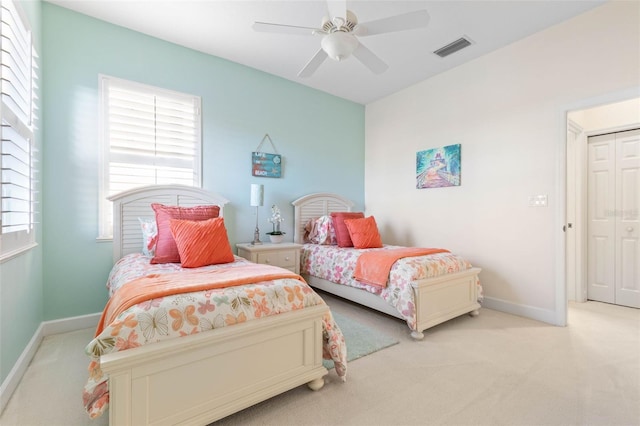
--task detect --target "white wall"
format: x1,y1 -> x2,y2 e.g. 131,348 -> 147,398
365,1 -> 640,324
570,98 -> 640,133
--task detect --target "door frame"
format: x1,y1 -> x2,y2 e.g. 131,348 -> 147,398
562,89 -> 640,327
566,122 -> 640,306
566,120 -> 586,303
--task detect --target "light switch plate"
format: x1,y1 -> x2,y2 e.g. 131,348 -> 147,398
529,195 -> 548,207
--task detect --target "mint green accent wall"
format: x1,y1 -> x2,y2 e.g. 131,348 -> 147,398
0,0 -> 43,385
41,3 -> 364,320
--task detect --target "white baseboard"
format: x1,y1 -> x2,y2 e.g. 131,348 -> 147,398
482,296 -> 562,326
41,312 -> 101,335
0,323 -> 44,415
0,312 -> 101,416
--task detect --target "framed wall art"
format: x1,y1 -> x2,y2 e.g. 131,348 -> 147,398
416,144 -> 461,189
252,134 -> 282,178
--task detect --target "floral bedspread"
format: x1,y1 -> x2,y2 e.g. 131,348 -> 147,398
301,244 -> 483,331
83,253 -> 347,419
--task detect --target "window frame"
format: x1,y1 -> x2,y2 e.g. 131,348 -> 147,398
0,0 -> 38,262
98,75 -> 202,240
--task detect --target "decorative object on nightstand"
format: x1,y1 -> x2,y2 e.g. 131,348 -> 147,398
266,204 -> 285,243
236,242 -> 302,274
250,184 -> 264,245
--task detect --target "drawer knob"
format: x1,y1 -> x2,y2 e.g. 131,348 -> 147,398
284,256 -> 290,261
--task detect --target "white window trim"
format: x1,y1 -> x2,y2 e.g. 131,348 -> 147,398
98,75 -> 202,239
0,0 -> 38,261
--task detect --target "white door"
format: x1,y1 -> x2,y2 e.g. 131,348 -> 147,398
587,134 -> 616,303
587,129 -> 640,308
615,129 -> 640,308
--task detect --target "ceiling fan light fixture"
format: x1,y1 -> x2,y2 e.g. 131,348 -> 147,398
254,6 -> 430,76
321,31 -> 358,61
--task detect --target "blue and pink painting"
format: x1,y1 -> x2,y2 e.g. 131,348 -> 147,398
416,144 -> 461,189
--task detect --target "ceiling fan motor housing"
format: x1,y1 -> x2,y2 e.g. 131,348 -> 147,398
321,10 -> 358,33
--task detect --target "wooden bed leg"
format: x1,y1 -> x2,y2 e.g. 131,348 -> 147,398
307,377 -> 325,391
469,309 -> 480,317
410,330 -> 424,340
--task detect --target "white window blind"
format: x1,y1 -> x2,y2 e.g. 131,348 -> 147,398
1,0 -> 38,260
99,76 -> 202,238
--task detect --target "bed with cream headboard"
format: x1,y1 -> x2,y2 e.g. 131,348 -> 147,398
292,192 -> 481,340
86,185 -> 346,426
110,184 -> 230,262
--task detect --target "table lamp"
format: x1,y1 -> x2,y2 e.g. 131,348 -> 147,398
250,184 -> 264,245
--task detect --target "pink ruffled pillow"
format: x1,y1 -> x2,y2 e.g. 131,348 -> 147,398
330,212 -> 364,247
150,203 -> 220,264
169,217 -> 234,268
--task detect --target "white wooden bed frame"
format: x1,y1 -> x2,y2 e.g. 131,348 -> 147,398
101,185 -> 328,426
292,192 -> 481,340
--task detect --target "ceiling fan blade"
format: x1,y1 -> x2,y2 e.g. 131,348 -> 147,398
356,9 -> 430,36
352,43 -> 388,74
326,0 -> 347,21
252,21 -> 320,36
298,49 -> 328,78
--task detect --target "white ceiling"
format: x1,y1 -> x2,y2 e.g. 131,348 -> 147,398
46,0 -> 606,104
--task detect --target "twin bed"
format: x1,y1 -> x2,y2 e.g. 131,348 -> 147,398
84,185 -> 481,425
83,185 -> 346,426
292,193 -> 481,340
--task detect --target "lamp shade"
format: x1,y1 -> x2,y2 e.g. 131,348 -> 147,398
250,184 -> 264,207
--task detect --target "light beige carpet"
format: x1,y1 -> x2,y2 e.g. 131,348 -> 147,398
1,294 -> 639,426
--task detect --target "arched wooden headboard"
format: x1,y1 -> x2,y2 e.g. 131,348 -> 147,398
291,192 -> 354,244
108,185 -> 229,263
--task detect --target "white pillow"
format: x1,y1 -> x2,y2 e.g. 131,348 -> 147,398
304,215 -> 337,245
138,217 -> 158,257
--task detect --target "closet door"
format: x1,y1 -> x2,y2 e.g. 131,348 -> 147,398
587,134 -> 616,304
587,129 -> 640,308
615,129 -> 639,308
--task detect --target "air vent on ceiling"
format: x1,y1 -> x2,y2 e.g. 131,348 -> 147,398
434,37 -> 472,58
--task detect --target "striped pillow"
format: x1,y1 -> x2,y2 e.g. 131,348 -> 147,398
343,216 -> 383,249
169,217 -> 234,268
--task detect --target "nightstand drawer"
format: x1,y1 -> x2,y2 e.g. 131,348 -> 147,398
236,243 -> 302,274
257,250 -> 296,268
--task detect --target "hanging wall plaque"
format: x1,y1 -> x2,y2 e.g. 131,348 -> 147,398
252,134 -> 282,178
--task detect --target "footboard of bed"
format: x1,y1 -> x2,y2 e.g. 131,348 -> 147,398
411,267 -> 481,339
303,267 -> 482,340
101,305 -> 329,426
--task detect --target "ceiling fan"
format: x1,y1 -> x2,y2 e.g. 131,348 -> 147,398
252,1 -> 430,78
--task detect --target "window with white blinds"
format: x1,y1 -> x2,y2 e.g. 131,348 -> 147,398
99,76 -> 202,238
0,0 -> 38,260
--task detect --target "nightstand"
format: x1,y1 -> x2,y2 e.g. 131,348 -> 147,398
236,242 -> 302,274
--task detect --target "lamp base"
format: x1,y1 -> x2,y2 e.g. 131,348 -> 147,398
251,227 -> 262,245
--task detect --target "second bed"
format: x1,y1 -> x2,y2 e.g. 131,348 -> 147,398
292,192 -> 482,340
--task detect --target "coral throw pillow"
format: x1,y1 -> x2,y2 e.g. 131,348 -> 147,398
151,203 -> 220,264
169,217 -> 234,268
331,212 -> 364,247
343,216 -> 383,249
